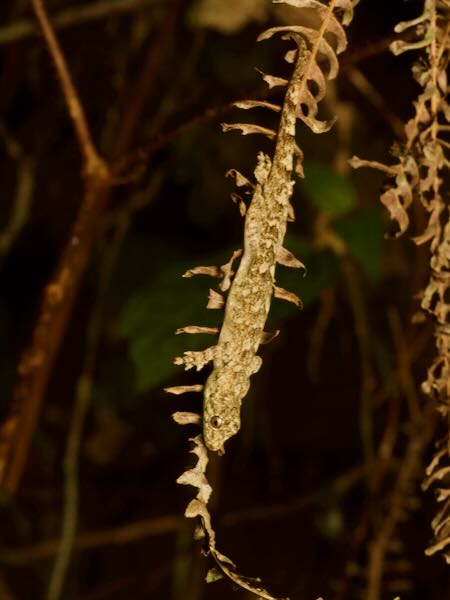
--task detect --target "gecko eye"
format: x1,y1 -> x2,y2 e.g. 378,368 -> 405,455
210,416 -> 223,428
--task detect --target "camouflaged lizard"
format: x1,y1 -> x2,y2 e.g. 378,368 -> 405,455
173,36 -> 307,453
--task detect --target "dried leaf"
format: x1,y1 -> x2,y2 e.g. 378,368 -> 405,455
206,568 -> 224,583
183,265 -> 221,278
165,384 -> 204,395
261,330 -> 280,344
255,68 -> 288,88
175,326 -> 219,335
226,169 -> 254,190
222,122 -> 277,140
172,412 -> 202,425
276,245 -> 307,271
230,192 -> 247,216
273,285 -> 302,307
233,100 -> 281,112
273,0 -> 358,27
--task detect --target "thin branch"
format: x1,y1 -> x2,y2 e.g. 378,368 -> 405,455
0,0 -> 181,496
0,0 -> 160,45
387,308 -> 422,424
109,1 -> 182,160
29,0 -> 103,173
345,67 -> 406,139
0,465 -> 363,566
0,0 -> 109,495
0,177 -> 110,495
111,101 -> 237,177
46,171 -> 166,600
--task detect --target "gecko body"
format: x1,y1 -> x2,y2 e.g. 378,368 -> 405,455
202,39 -> 306,453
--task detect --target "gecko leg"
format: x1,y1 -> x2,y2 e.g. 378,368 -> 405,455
173,346 -> 217,371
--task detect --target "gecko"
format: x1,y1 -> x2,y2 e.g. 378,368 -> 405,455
172,36 -> 307,453
199,38 -> 307,453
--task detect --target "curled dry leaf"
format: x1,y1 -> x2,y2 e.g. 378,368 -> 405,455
172,412 -> 202,426
351,0 -> 450,563
230,192 -> 247,216
226,168 -> 254,191
233,100 -> 281,112
175,326 -> 219,335
165,384 -> 204,395
274,285 -> 303,307
183,265 -> 221,278
255,69 -> 289,88
221,122 -> 277,140
261,330 -> 280,344
276,245 -> 307,271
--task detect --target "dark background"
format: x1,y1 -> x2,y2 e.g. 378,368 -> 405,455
0,0 -> 449,598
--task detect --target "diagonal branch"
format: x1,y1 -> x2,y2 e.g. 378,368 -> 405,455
0,0 -> 182,496
0,0 -> 110,497
29,0 -> 103,172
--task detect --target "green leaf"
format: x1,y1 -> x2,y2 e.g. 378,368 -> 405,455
300,161 -> 356,217
118,259 -> 221,392
334,206 -> 384,283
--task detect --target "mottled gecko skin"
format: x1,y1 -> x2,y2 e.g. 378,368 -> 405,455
203,39 -> 306,453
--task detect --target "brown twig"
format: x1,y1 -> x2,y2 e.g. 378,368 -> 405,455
0,0 -> 110,495
0,0 -> 111,494
0,0 -> 181,496
314,216 -> 377,489
109,2 -> 181,160
29,0 -> 102,171
387,308 -> 422,424
0,176 -> 110,496
111,102 -> 236,177
345,67 -> 405,139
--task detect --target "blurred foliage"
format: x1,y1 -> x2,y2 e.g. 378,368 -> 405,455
300,161 -> 357,218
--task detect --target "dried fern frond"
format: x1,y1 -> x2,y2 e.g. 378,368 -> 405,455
351,0 -> 450,563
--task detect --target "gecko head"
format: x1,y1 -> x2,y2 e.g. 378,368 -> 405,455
203,373 -> 240,453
